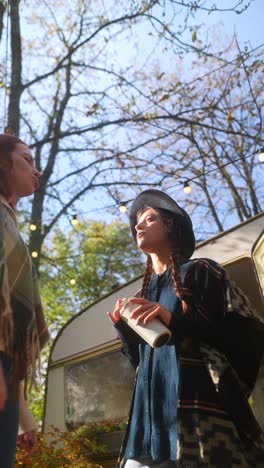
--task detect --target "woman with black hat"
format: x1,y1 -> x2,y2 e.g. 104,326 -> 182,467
107,189 -> 264,468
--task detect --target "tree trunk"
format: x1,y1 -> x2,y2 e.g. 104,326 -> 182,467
7,0 -> 22,136
0,1 -> 6,43
29,189 -> 45,272
202,180 -> 224,232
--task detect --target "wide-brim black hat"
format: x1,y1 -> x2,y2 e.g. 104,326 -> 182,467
129,189 -> 195,258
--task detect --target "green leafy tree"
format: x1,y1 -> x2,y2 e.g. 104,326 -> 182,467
29,218 -> 144,423
41,219 -> 144,333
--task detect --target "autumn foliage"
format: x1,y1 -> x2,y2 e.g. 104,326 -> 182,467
15,420 -> 126,467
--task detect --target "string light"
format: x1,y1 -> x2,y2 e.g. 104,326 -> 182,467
119,203 -> 127,213
259,149 -> 264,162
20,151 -> 261,228
31,251 -> 38,258
183,181 -> 192,194
71,214 -> 79,226
40,253 -> 85,289
3,1 -> 10,131
30,223 -> 37,231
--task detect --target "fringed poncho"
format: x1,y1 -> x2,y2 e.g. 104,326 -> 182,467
0,196 -> 49,394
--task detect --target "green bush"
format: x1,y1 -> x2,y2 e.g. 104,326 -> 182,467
15,419 -> 126,467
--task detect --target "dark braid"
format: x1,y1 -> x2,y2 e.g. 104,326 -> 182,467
140,254 -> 153,298
170,251 -> 191,315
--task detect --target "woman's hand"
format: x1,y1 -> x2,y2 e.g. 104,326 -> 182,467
107,299 -> 124,324
128,297 -> 172,326
0,361 -> 7,412
17,428 -> 38,456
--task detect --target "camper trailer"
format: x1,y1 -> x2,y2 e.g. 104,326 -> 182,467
43,212 -> 264,465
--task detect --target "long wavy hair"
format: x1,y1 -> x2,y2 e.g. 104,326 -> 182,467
139,207 -> 191,314
0,134 -> 24,199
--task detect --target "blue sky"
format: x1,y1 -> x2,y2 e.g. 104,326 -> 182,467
74,0 -> 264,223
195,0 -> 263,48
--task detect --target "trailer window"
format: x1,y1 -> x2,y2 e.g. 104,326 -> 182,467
65,349 -> 134,428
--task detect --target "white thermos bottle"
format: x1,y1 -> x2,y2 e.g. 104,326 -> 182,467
120,298 -> 172,348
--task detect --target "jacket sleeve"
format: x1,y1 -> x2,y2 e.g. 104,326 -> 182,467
115,320 -> 142,369
169,258 -> 227,346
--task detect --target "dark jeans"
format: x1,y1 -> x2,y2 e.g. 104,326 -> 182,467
0,352 -> 19,468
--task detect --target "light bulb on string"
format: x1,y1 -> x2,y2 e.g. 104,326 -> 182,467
259,149 -> 264,162
71,214 -> 79,226
30,224 -> 37,231
70,278 -> 76,286
183,181 -> 192,194
119,203 -> 127,213
31,251 -> 38,258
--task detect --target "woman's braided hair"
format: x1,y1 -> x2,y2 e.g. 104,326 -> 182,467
139,254 -> 153,298
139,208 -> 191,314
